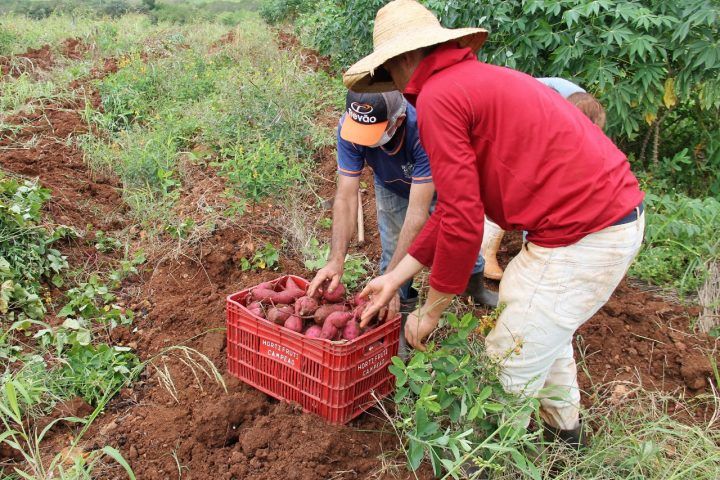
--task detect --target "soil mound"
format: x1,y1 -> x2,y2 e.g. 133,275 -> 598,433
61,37 -> 90,60
1,44 -> 55,77
0,104 -> 126,232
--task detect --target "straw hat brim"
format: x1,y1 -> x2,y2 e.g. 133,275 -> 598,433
343,26 -> 488,92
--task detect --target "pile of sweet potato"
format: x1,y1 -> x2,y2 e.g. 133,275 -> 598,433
243,278 -> 377,341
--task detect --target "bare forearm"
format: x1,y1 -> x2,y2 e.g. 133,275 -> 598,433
386,212 -> 428,272
421,287 -> 454,317
386,254 -> 425,287
328,196 -> 357,264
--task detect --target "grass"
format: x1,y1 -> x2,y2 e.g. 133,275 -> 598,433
80,14 -> 341,237
527,387 -> 720,480
629,192 -> 720,312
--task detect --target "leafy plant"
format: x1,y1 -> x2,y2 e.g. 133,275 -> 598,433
240,242 -> 280,271
630,192 -> 720,294
388,311 -> 540,478
215,139 -> 305,205
317,216 -> 332,229
58,344 -> 139,406
94,230 -> 122,253
165,218 -> 196,240
0,175 -> 71,321
303,237 -> 370,289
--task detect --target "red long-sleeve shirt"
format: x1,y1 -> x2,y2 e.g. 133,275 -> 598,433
405,44 -> 644,294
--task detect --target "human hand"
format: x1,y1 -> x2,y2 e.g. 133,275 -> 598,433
359,274 -> 401,327
377,292 -> 401,323
404,307 -> 440,351
307,259 -> 343,299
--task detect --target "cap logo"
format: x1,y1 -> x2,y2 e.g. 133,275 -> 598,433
348,102 -> 377,124
350,102 -> 374,115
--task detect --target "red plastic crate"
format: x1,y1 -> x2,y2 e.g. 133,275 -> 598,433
226,275 -> 400,424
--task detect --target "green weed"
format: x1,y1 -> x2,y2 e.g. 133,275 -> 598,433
303,237 -> 370,290
240,242 -> 279,272
0,175 -> 71,321
630,193 -> 720,295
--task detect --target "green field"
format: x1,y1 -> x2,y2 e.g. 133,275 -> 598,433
1,1 -> 718,479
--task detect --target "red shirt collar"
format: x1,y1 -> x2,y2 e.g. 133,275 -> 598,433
403,43 -> 476,106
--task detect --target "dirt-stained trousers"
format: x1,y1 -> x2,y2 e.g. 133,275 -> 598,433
485,212 -> 645,429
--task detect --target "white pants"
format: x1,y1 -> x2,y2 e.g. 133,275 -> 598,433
486,213 -> 645,429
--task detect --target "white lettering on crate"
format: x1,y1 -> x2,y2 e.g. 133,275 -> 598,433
259,340 -> 300,369
357,348 -> 389,377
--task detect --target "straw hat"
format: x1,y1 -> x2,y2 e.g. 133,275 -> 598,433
343,0 -> 488,92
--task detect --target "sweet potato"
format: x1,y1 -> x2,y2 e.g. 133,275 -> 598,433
284,277 -> 305,293
267,305 -> 293,325
351,292 -> 368,307
313,304 -> 348,325
294,296 -> 319,316
342,320 -> 361,341
304,325 -> 322,338
352,302 -> 367,319
284,315 -> 304,333
251,287 -> 277,302
252,287 -> 304,304
319,320 -> 338,340
327,311 -> 353,329
322,283 -> 346,303
247,302 -> 264,318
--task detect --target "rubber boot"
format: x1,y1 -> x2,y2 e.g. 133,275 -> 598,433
398,287 -> 418,361
481,219 -> 505,280
543,421 -> 587,450
463,272 -> 499,308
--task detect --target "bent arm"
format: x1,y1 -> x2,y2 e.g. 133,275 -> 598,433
386,181 -> 435,272
328,175 -> 359,264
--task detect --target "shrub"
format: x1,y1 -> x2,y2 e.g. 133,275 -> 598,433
260,0 -> 312,24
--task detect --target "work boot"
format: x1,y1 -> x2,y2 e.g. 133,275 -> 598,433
398,288 -> 418,360
463,272 -> 499,308
543,422 -> 587,450
481,219 -> 505,280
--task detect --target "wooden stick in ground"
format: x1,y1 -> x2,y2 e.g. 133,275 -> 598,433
357,190 -> 365,244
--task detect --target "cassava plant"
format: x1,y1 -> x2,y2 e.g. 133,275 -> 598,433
388,311 -> 541,478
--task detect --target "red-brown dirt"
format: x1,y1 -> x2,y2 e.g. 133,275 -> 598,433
1,33 -> 717,480
276,30 -> 334,74
1,44 -> 55,77
61,37 -> 91,60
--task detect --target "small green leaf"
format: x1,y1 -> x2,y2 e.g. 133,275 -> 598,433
102,446 -> 137,480
407,438 -> 424,470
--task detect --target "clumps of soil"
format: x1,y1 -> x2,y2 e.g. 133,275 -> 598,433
0,44 -> 55,78
60,37 -> 91,60
209,30 -> 236,53
275,30 -> 333,74
581,284 -> 716,394
0,103 -> 126,233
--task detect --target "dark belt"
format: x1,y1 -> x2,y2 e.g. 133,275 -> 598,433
612,202 -> 644,226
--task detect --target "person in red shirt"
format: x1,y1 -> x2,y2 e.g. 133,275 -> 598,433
344,0 -> 645,447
